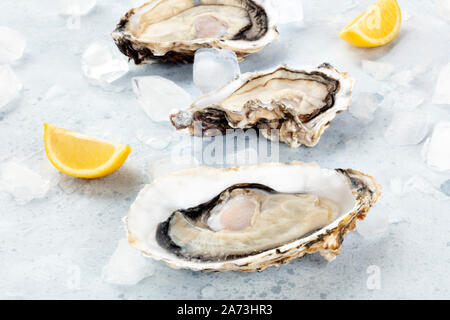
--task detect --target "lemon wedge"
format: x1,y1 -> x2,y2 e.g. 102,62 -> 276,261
338,0 -> 401,47
44,123 -> 131,179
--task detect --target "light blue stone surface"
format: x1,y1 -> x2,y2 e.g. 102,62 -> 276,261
0,0 -> 449,299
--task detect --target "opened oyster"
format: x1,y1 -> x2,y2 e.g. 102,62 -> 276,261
112,0 -> 278,64
126,162 -> 381,272
171,63 -> 353,148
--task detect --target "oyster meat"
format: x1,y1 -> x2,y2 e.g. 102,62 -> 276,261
112,0 -> 278,64
126,162 -> 381,272
170,63 -> 354,148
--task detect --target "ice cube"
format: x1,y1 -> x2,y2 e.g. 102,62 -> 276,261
356,210 -> 389,238
193,48 -> 240,94
37,157 -> 61,187
102,239 -> 155,285
148,155 -> 199,181
82,42 -> 129,84
361,60 -> 395,81
349,92 -> 383,122
0,27 -> 26,63
44,85 -> 67,100
440,180 -> 450,196
434,0 -> 450,22
392,71 -> 413,87
384,89 -> 425,111
0,65 -> 22,110
389,212 -> 407,225
273,0 -> 304,25
404,176 -> 448,200
384,111 -> 428,146
132,76 -> 192,122
424,122 -> 450,171
136,127 -> 175,150
432,62 -> 450,105
391,65 -> 426,87
390,177 -> 404,196
58,0 -> 96,15
0,161 -> 50,204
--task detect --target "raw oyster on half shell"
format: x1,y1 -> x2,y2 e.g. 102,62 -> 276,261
126,162 -> 381,272
112,0 -> 278,64
170,63 -> 354,148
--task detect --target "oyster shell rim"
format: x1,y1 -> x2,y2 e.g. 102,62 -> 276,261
111,0 -> 280,64
125,161 -> 381,272
170,63 -> 355,148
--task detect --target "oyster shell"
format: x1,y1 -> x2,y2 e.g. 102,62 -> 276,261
112,0 -> 278,64
170,63 -> 354,148
126,162 -> 381,272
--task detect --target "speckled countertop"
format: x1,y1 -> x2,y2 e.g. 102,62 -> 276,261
0,0 -> 449,299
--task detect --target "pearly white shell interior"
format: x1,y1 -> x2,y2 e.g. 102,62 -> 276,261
122,0 -> 279,55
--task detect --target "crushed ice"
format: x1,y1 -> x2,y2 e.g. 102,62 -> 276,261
432,62 -> 450,105
102,239 -> 155,285
0,161 -> 50,204
43,85 -> 67,101
0,26 -> 26,63
135,126 -> 176,150
361,60 -> 395,81
423,122 -> 450,171
383,89 -> 425,111
82,42 -> 129,84
390,176 -> 448,200
434,0 -> 450,22
0,65 -> 23,110
273,0 -> 304,25
349,92 -> 383,122
356,210 -> 389,238
384,111 -> 429,146
193,48 -> 241,94
440,180 -> 450,197
132,76 -> 192,122
404,176 -> 449,201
